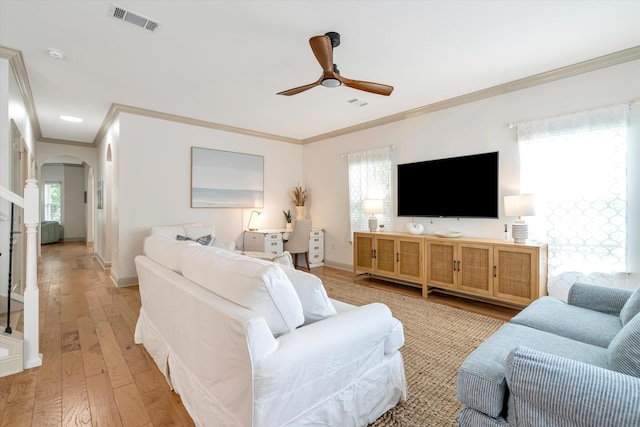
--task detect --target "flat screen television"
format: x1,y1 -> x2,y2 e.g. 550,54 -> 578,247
397,151 -> 499,218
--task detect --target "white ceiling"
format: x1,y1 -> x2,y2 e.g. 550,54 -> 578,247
1,0 -> 639,145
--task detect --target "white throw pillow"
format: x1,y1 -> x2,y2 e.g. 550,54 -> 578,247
143,234 -> 197,274
150,225 -> 187,240
181,245 -> 304,336
150,222 -> 203,240
279,266 -> 337,324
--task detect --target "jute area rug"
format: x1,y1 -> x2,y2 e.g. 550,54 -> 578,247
322,279 -> 504,427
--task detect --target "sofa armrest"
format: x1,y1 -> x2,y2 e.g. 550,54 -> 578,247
257,302 -> 399,371
253,302 -> 405,423
506,346 -> 640,426
567,282 -> 632,315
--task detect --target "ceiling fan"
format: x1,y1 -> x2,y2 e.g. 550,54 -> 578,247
277,32 -> 394,97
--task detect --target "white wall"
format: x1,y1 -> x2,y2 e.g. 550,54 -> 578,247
111,113 -> 304,283
95,120 -> 117,270
63,165 -> 85,239
304,60 -> 640,289
38,142 -> 98,173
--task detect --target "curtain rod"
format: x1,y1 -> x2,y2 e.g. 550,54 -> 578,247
340,144 -> 395,158
507,99 -> 639,129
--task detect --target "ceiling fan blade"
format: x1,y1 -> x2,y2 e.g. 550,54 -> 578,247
277,79 -> 321,96
340,77 -> 394,96
309,35 -> 334,72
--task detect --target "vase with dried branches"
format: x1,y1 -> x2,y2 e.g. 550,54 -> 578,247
291,186 -> 309,206
291,186 -> 309,220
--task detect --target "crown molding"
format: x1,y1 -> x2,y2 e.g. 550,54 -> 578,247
39,136 -> 97,147
94,104 -> 302,146
301,45 -> 640,144
0,46 -> 44,142
3,44 -> 639,148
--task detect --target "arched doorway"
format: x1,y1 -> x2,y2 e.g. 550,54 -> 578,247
40,155 -> 95,246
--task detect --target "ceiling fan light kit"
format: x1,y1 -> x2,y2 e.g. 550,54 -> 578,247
278,32 -> 393,97
321,78 -> 341,88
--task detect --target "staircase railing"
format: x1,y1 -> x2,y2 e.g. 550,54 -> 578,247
0,180 -> 42,369
4,202 -> 16,334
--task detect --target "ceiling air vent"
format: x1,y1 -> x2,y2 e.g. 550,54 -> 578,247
110,4 -> 160,32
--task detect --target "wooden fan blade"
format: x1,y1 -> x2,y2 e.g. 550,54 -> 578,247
340,77 -> 394,96
277,79 -> 321,96
309,35 -> 334,72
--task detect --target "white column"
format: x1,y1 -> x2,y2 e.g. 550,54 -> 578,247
23,179 -> 41,369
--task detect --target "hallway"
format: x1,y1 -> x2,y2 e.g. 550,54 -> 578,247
0,242 -> 194,426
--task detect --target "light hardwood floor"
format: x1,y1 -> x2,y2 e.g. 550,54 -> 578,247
0,242 -> 519,426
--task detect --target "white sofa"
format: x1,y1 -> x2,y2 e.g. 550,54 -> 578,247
134,229 -> 407,426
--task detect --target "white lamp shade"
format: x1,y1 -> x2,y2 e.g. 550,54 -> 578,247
363,199 -> 384,215
504,194 -> 535,218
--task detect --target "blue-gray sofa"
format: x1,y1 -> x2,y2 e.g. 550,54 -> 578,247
41,220 -> 62,244
457,283 -> 640,426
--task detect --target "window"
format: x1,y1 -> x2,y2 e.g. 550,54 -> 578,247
517,104 -> 628,297
347,147 -> 393,237
44,182 -> 62,222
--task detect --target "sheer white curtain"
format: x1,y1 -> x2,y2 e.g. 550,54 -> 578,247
517,104 -> 629,299
348,147 -> 393,237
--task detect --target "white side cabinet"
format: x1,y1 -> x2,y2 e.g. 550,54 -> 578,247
308,229 -> 325,268
243,230 -> 284,254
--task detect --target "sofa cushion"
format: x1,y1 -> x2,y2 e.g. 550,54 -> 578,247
510,296 -> 622,348
608,313 -> 640,377
212,238 -> 236,251
278,266 -> 336,324
241,251 -> 293,267
143,234 -> 197,274
620,285 -> 640,326
457,323 -> 609,418
180,245 -> 304,336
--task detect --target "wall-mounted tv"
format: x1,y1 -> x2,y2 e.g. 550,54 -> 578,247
397,151 -> 499,218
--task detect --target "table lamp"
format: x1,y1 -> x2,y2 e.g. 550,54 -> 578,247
504,194 -> 535,244
363,199 -> 384,232
247,210 -> 262,231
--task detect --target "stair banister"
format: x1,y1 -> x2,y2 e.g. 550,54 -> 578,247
22,179 -> 41,368
0,181 -> 42,369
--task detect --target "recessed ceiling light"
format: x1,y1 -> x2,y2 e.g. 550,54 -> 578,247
47,48 -> 65,60
60,115 -> 83,123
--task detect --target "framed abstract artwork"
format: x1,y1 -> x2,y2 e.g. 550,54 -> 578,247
97,180 -> 103,210
191,147 -> 264,208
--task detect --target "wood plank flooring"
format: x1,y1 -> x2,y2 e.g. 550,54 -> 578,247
0,242 -> 518,426
0,242 -> 192,427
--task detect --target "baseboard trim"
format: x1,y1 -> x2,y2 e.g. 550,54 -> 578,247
94,252 -> 111,270
323,260 -> 352,272
111,272 -> 138,288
